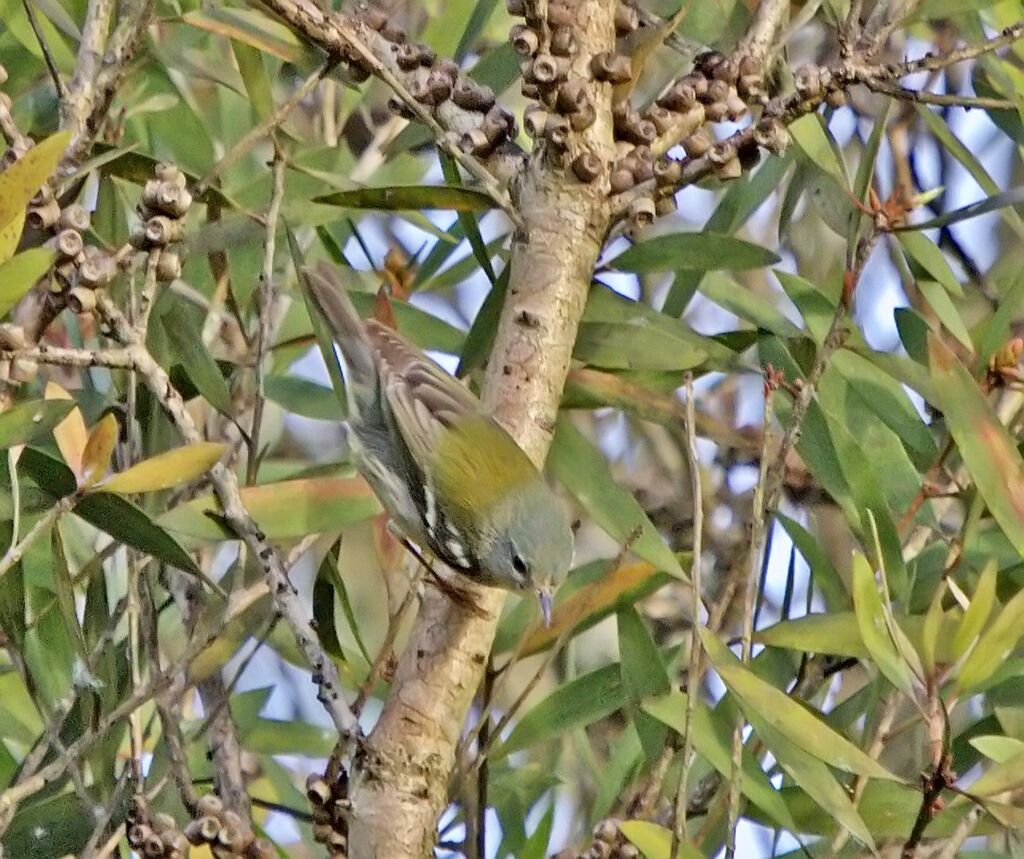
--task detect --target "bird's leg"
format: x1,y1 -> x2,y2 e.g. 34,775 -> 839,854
395,534 -> 488,619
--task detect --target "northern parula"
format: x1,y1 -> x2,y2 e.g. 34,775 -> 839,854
301,265 -> 573,623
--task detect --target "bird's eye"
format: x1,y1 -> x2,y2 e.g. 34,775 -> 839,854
511,552 -> 528,576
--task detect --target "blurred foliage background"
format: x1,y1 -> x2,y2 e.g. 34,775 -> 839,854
3,0 -> 1024,857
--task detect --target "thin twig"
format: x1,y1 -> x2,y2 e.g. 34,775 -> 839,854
21,0 -> 65,98
61,0 -> 116,153
671,375 -> 704,856
724,386 -> 775,858
864,79 -> 1016,110
248,148 -> 285,486
0,494 -> 75,579
196,60 -> 337,196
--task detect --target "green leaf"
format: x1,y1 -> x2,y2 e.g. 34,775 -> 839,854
899,232 -> 963,297
899,187 -> 1024,233
699,627 -> 901,781
608,232 -> 780,274
0,399 -> 74,449
18,448 -> 205,579
161,306 -> 234,416
618,605 -> 671,700
755,612 -> 868,659
929,334 -> 1024,558
314,185 -> 496,211
775,513 -> 849,611
789,113 -> 848,185
549,417 -> 685,579
957,585 -> 1024,693
643,691 -> 798,832
495,662 -> 628,758
951,561 -> 997,661
0,248 -> 56,319
917,279 -> 972,349
699,271 -> 803,337
265,375 -> 343,421
852,553 -> 917,696
158,476 -> 380,543
966,749 -> 1024,797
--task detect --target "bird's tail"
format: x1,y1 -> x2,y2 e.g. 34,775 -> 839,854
300,264 -> 376,386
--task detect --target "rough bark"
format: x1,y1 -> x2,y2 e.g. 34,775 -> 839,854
346,1 -> 618,855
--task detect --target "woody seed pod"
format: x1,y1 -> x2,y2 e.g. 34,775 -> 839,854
145,216 -> 183,245
59,203 -> 91,231
703,78 -> 729,104
521,81 -> 540,99
711,58 -> 739,84
590,52 -> 632,84
653,158 -> 682,186
532,53 -> 568,85
510,24 -> 540,56
481,105 -> 515,142
753,117 -> 789,153
550,26 -> 576,56
196,795 -> 223,818
380,23 -> 406,42
306,775 -> 332,806
609,168 -> 634,194
614,2 -> 638,34
452,80 -> 495,111
459,128 -> 492,155
55,228 -> 83,259
547,1 -> 576,27
506,0 -> 525,13
128,824 -> 153,848
708,140 -> 736,166
655,195 -> 678,217
543,113 -> 570,149
248,838 -> 276,859
695,50 -> 725,78
794,65 -> 822,99
726,92 -> 747,120
646,105 -> 674,135
217,824 -> 246,851
313,823 -> 334,843
632,149 -> 654,182
395,43 -> 422,70
629,196 -> 655,227
358,4 -> 388,30
571,152 -> 602,182
427,68 -> 454,104
657,82 -> 696,112
409,75 -> 435,105
619,844 -> 640,859
27,198 -> 61,230
523,104 -> 549,138
737,74 -> 762,100
142,834 -> 165,857
594,819 -> 620,843
555,78 -> 587,114
0,323 -> 25,349
569,100 -> 596,131
79,254 -> 117,288
682,72 -> 709,99
156,251 -> 181,282
704,100 -> 728,122
155,161 -> 187,187
682,127 -> 713,158
737,54 -> 761,78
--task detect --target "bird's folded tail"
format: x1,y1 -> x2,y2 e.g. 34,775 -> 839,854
300,264 -> 376,385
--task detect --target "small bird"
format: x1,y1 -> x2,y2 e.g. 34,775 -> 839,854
301,264 -> 573,624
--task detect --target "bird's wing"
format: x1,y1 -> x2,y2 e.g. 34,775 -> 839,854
364,320 -> 484,469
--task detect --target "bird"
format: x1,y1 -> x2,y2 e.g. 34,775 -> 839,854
300,264 -> 574,624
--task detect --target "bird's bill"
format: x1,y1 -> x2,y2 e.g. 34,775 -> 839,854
536,587 -> 554,627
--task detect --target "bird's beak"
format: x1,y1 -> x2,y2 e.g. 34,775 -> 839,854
536,586 -> 554,627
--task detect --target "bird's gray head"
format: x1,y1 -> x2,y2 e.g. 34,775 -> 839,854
477,480 -> 574,623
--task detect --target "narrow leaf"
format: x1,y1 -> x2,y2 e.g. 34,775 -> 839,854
609,232 -> 780,274
44,382 -> 87,480
0,248 -> 56,319
103,442 -> 226,494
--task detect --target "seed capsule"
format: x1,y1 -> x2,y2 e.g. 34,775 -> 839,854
571,152 -> 602,182
590,52 -> 632,84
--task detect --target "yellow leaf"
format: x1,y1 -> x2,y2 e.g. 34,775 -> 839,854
0,131 -> 72,229
80,413 -> 118,488
45,382 -> 88,481
0,208 -> 25,264
519,561 -> 663,657
103,442 -> 226,494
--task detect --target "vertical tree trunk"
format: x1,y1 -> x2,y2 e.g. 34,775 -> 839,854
346,3 -> 618,855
